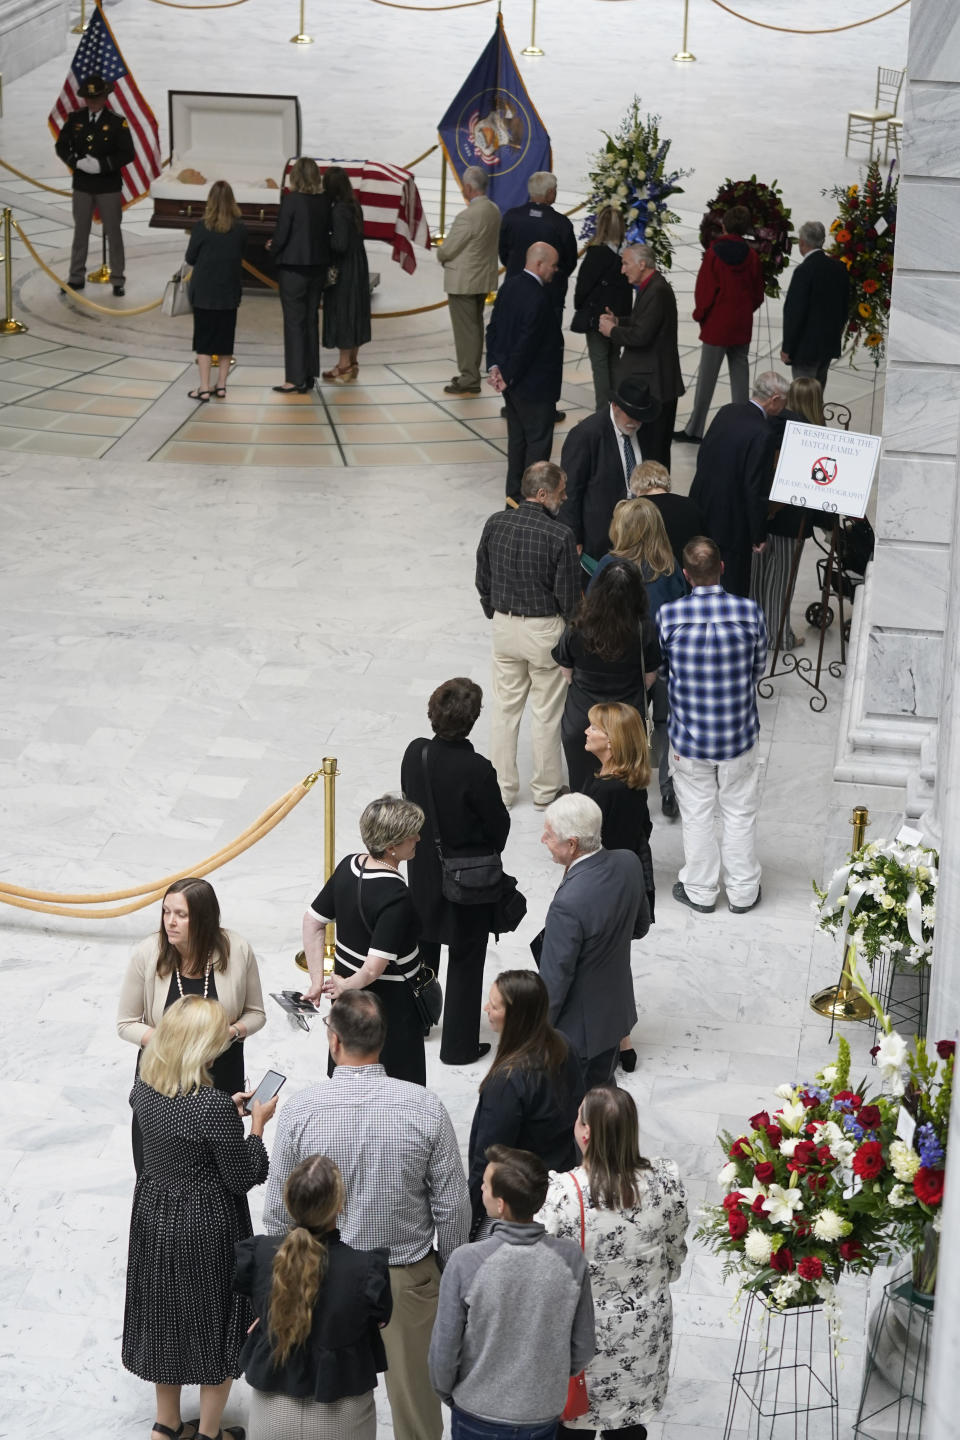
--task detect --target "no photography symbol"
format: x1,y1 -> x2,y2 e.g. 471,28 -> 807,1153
811,457 -> 838,486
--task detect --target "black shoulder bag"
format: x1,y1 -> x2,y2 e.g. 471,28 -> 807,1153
355,858 -> 443,1035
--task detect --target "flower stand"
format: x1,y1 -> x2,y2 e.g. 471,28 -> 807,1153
723,1291 -> 839,1439
867,952 -> 928,1046
853,1273 -> 933,1438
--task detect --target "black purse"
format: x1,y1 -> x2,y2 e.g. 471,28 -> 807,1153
356,859 -> 442,1036
420,743 -> 505,905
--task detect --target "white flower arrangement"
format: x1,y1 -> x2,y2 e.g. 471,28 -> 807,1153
581,97 -> 691,270
814,837 -> 938,970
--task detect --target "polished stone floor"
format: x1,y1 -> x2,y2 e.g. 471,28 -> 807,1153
0,1 -> 915,1436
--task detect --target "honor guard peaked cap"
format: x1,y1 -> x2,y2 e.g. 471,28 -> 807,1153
82,75 -> 110,99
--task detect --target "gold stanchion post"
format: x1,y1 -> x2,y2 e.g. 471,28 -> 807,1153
290,0 -> 313,43
810,806 -> 874,1020
436,161 -> 448,244
0,208 -> 27,335
673,0 -> 696,61
521,0 -> 544,56
87,230 -> 111,284
295,755 -> 339,976
71,0 -> 88,34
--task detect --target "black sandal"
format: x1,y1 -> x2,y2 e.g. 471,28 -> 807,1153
152,1426 -> 185,1440
195,1429 -> 245,1440
187,388 -> 211,403
214,386 -> 227,399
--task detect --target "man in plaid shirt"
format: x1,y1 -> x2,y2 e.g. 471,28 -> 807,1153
657,536 -> 767,914
476,460 -> 579,808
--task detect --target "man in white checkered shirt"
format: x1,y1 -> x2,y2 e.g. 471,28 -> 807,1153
657,535 -> 767,916
264,991 -> 470,1440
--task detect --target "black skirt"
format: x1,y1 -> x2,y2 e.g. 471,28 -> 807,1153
193,306 -> 238,356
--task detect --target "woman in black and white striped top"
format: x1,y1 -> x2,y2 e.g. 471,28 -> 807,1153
302,794 -> 427,1085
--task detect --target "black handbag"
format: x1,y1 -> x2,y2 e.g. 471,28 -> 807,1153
420,743 -> 505,905
493,871 -> 527,935
356,860 -> 442,1036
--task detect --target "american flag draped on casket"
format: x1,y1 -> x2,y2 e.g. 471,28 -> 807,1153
285,159 -> 432,274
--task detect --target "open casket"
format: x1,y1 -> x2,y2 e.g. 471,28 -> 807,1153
149,91 -> 301,285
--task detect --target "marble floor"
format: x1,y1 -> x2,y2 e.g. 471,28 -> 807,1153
0,1 -> 918,1436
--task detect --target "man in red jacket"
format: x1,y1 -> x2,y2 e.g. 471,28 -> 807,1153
674,206 -> 764,444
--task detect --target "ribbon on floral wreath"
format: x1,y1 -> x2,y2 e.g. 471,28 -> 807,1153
905,885 -> 925,948
822,861 -> 869,949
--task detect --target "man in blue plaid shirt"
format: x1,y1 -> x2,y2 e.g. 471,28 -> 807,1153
657,536 -> 767,914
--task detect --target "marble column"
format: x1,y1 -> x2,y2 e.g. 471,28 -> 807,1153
0,0 -> 67,84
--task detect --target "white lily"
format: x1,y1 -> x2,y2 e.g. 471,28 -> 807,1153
779,1100 -> 807,1134
762,1183 -> 804,1225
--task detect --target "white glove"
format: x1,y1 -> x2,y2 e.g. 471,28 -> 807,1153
76,155 -> 101,175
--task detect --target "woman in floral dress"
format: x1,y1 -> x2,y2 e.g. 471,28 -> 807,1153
538,1086 -> 688,1437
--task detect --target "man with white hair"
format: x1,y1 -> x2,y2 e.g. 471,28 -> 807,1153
598,243 -> 685,468
689,370 -> 789,597
499,170 -> 578,322
538,792 -> 649,1086
437,166 -> 502,395
780,219 -> 850,392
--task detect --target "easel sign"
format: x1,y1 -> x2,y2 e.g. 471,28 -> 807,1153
768,422 -> 880,519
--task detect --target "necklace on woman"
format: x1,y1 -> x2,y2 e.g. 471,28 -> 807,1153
175,960 -> 212,998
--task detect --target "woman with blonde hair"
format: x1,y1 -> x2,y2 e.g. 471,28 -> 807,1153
629,459 -> 708,568
269,157 -> 333,393
751,374 -> 826,651
539,1086 -> 688,1438
185,179 -> 247,401
592,500 -> 685,820
572,206 -> 634,409
582,702 -> 655,1070
122,995 -> 277,1440
236,1155 -> 392,1439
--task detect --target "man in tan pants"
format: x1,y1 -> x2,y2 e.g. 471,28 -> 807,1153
437,164 -> 501,395
475,460 -> 580,807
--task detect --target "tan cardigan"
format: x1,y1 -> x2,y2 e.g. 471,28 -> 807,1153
117,928 -> 267,1047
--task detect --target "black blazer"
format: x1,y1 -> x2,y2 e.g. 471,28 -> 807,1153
558,409 -> 629,560
572,245 -> 633,332
235,1231 -> 391,1401
466,1048 -> 585,1229
646,491 -> 709,566
610,272 -> 685,402
186,221 -> 248,310
689,402 -> 776,551
499,200 -> 578,309
400,736 -> 510,946
271,190 -> 332,269
782,249 -> 850,365
486,272 -> 564,403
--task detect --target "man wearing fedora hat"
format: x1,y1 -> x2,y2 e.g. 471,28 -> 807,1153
557,376 -> 661,566
55,73 -> 135,297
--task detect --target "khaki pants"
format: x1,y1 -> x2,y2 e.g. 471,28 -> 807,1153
447,292 -> 486,388
70,190 -> 124,286
382,1254 -> 443,1440
490,611 -> 566,807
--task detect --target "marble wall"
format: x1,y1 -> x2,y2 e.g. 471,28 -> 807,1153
0,0 -> 67,85
836,1 -> 960,795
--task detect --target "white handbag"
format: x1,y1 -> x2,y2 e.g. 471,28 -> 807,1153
161,263 -> 192,317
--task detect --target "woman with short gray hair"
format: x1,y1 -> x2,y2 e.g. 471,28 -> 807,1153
302,794 -> 428,1085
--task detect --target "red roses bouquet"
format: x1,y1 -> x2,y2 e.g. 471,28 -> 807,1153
699,176 -> 794,298
824,157 -> 898,366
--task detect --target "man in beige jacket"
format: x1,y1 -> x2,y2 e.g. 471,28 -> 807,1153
438,165 -> 502,395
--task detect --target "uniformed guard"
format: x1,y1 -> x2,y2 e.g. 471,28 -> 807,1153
54,73 -> 135,296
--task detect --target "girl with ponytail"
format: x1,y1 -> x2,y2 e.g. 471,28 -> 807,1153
235,1155 -> 392,1438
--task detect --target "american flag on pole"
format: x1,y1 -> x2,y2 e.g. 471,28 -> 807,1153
48,1 -> 161,206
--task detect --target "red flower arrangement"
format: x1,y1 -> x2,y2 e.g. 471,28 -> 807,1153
699,175 -> 794,298
824,158 -> 897,365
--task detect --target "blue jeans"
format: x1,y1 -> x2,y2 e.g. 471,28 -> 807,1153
451,1406 -> 559,1440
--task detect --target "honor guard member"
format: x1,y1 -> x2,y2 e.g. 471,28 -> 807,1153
55,73 -> 135,296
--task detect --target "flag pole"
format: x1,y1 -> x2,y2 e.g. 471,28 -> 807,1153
521,0 -> 544,57
87,230 -> 110,284
437,160 -> 448,244
71,0 -> 88,35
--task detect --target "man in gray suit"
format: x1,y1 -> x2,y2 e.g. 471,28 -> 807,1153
538,793 -> 649,1086
437,165 -> 502,395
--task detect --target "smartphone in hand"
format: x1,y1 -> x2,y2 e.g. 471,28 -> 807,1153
242,1069 -> 286,1116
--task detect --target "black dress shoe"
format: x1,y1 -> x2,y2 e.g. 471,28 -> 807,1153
672,429 -> 700,444
272,383 -> 309,394
441,1043 -> 491,1066
554,410 -> 567,424
63,280 -> 85,292
661,789 -> 680,820
672,880 -> 715,914
113,284 -> 125,297
619,1048 -> 638,1073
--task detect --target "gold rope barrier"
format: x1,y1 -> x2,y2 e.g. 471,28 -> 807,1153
242,256 -> 278,290
0,770 -> 322,920
403,143 -> 439,170
146,0 -> 250,7
11,216 -> 163,315
0,157 -> 72,198
369,0 -> 492,9
705,0 -> 910,35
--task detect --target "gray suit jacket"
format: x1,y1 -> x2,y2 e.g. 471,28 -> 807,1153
539,849 -> 647,1060
437,195 -> 501,295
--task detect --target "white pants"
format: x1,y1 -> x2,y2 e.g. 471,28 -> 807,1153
671,744 -> 761,907
489,611 -> 566,806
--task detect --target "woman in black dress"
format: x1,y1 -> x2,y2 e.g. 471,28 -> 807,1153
268,157 -> 332,393
185,179 -> 247,402
400,677 -> 510,1066
582,701 -> 655,1073
123,995 -> 277,1440
236,1154 -> 392,1439
466,970 -> 584,1234
117,875 -> 266,1174
301,794 -> 427,1085
572,205 -> 633,411
552,559 -> 660,794
320,166 -> 370,384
